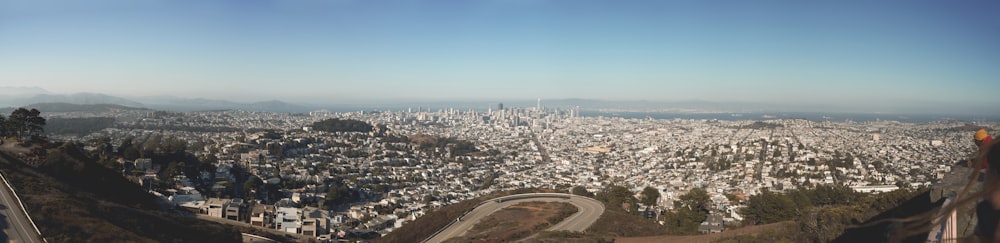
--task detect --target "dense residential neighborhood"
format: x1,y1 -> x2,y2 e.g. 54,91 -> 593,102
38,106 -> 988,241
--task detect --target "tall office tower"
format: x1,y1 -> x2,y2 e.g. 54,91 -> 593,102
498,103 -> 504,111
537,98 -> 541,111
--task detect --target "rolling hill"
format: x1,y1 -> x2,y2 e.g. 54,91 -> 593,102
0,103 -> 149,114
0,141 -> 243,242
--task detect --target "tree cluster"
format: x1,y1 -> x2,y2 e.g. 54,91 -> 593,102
640,186 -> 660,207
663,188 -> 710,234
44,117 -> 115,136
324,181 -> 359,209
571,186 -> 593,197
408,134 -> 479,157
739,121 -> 785,129
88,134 -> 220,196
595,184 -> 637,212
1,108 -> 47,142
744,186 -> 925,242
310,118 -> 373,133
742,185 -> 865,225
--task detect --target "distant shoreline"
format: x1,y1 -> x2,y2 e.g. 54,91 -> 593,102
576,111 -> 994,123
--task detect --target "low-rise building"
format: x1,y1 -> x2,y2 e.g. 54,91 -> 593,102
275,207 -> 302,234
226,198 -> 246,221
168,187 -> 203,206
205,198 -> 228,219
250,204 -> 274,227
698,214 -> 725,234
302,207 -> 330,237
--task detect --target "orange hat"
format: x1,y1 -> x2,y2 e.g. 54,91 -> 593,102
976,129 -> 989,141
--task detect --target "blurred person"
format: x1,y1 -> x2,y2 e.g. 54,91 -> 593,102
880,140 -> 1000,242
977,129 -> 993,169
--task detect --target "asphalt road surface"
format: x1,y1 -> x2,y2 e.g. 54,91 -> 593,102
0,174 -> 42,243
425,193 -> 604,243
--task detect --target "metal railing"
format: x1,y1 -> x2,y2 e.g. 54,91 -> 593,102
927,197 -> 957,243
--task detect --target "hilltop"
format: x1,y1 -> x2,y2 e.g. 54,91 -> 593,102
0,140 -> 244,242
377,188 -> 566,243
14,93 -> 145,108
381,187 -> 665,243
386,183 -> 935,243
0,102 -> 148,114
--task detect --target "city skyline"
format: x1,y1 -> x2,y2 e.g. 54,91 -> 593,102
2,1 -> 999,115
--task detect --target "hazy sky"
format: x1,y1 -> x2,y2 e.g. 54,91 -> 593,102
1,1 -> 998,112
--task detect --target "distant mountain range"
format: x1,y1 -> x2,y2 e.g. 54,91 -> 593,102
0,86 -> 50,97
134,96 -> 310,113
0,87 -> 310,113
0,87 -> 144,108
0,103 -> 150,114
23,93 -> 145,107
0,87 -> 993,117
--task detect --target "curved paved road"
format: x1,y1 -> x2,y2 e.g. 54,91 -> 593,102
425,193 -> 604,243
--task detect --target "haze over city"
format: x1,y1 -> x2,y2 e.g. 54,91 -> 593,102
5,1 -> 1000,242
2,1 -> 999,115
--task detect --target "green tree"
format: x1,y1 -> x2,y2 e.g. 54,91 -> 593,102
310,118 -> 373,133
810,184 -> 861,206
596,184 -> 635,211
571,186 -> 593,197
90,136 -> 114,159
664,188 -> 711,235
786,189 -> 813,210
725,193 -> 741,205
742,189 -> 797,225
324,183 -> 356,209
664,188 -> 711,234
663,209 -> 703,235
142,134 -> 162,158
164,161 -> 185,179
640,186 -> 660,206
676,188 -> 710,213
243,175 -> 263,201
6,108 -> 46,141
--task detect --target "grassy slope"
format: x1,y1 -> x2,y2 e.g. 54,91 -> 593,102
585,206 -> 668,238
0,143 -> 243,243
445,201 -> 578,242
615,221 -> 795,243
383,189 -> 671,243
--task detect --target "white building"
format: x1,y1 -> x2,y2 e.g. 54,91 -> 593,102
275,207 -> 302,234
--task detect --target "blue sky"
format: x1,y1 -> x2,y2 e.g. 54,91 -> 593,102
1,0 -> 998,113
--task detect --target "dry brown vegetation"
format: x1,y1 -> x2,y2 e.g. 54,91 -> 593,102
615,222 -> 794,243
585,206 -> 667,238
444,201 -> 578,243
376,188 -> 557,243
